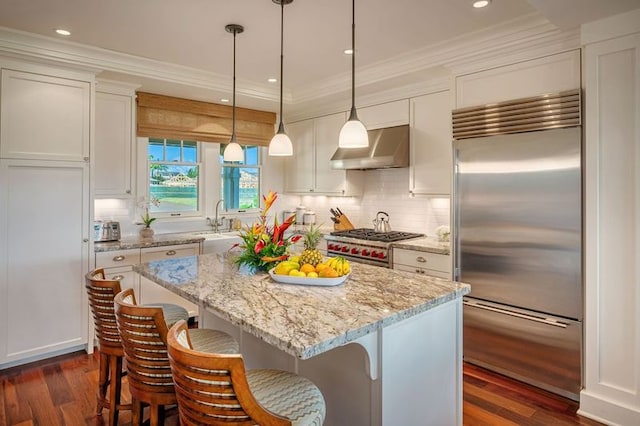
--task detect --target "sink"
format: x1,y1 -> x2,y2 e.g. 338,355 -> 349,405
193,231 -> 242,254
193,231 -> 237,241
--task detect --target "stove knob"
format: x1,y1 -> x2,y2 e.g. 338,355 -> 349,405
341,246 -> 349,253
361,249 -> 370,256
371,251 -> 378,257
378,252 -> 386,259
351,247 -> 359,255
327,243 -> 334,250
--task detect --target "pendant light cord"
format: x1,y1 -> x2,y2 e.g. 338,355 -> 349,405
232,29 -> 237,139
350,0 -> 357,118
279,0 -> 285,129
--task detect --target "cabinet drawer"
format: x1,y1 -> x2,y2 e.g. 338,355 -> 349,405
96,249 -> 140,268
141,243 -> 199,262
393,249 -> 450,273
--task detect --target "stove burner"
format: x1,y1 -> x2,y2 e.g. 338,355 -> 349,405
330,228 -> 423,243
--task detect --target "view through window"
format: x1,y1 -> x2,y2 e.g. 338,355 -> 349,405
148,139 -> 200,214
220,145 -> 260,211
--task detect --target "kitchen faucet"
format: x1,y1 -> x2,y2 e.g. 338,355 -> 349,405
211,199 -> 225,233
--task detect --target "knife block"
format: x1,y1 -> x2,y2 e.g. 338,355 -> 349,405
334,214 -> 355,231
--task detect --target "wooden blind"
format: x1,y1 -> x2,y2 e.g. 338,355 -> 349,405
136,92 -> 276,146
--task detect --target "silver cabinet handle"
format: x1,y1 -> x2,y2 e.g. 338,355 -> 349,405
166,250 -> 176,256
463,300 -> 569,328
111,275 -> 125,281
83,238 -> 89,243
416,256 -> 426,263
113,255 -> 125,261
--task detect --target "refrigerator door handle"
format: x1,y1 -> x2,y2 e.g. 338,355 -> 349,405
463,300 -> 569,328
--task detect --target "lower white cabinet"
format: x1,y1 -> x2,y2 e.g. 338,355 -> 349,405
94,242 -> 200,319
392,248 -> 451,279
0,159 -> 90,368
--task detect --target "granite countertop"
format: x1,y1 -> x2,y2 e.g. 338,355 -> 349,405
391,237 -> 450,255
94,232 -> 205,252
134,253 -> 469,359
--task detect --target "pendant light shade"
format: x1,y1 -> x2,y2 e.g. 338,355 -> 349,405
339,0 -> 368,148
268,0 -> 294,157
223,24 -> 245,162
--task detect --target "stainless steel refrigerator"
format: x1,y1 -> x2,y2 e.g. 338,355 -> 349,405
452,90 -> 583,401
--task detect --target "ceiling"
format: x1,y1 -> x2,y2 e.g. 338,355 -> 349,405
0,0 -> 637,113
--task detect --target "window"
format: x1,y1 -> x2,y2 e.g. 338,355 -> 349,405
220,145 -> 260,211
148,139 -> 200,215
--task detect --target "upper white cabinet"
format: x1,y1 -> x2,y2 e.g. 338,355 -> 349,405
358,99 -> 409,130
284,112 -> 362,196
95,81 -> 137,197
0,69 -> 90,162
409,90 -> 453,196
455,50 -> 581,108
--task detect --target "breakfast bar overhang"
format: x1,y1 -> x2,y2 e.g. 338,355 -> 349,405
134,253 -> 470,426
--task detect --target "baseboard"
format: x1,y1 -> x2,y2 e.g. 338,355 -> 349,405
579,390 -> 640,426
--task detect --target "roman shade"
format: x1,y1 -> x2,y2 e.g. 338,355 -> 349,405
137,92 -> 276,146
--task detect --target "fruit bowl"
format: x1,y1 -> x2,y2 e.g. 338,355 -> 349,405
268,268 -> 350,287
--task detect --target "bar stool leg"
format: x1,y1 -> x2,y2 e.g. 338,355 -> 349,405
97,352 -> 109,415
132,398 -> 143,426
108,354 -> 122,426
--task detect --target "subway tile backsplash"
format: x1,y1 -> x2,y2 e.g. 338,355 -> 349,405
95,168 -> 449,238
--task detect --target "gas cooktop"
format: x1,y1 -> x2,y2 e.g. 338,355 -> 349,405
330,228 -> 424,243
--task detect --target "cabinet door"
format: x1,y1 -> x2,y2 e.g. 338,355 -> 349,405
140,243 -> 199,262
358,99 -> 409,130
314,113 -> 348,194
95,91 -> 133,197
0,159 -> 90,366
1,70 -> 90,161
103,267 -> 139,293
410,90 -> 452,195
284,120 -> 314,193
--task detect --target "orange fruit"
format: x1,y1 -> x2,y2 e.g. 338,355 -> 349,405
300,263 -> 315,274
315,263 -> 328,273
319,267 -> 338,278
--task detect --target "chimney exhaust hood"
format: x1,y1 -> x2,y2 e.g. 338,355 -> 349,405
330,124 -> 409,170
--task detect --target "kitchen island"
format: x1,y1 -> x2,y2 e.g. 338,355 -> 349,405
134,253 -> 470,426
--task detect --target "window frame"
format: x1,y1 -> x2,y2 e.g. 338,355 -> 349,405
220,144 -> 262,214
145,138 -> 203,219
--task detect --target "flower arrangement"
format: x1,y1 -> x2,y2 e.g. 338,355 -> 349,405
233,191 -> 301,272
138,196 -> 160,229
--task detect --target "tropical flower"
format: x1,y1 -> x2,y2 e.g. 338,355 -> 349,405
233,191 -> 301,272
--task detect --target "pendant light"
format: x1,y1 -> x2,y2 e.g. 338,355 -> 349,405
339,0 -> 369,148
223,24 -> 245,162
268,0 -> 294,156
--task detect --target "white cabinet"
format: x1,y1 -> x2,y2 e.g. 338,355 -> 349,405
95,81 -> 137,198
139,243 -> 200,317
0,159 -> 90,367
95,248 -> 141,294
0,62 -> 92,368
455,50 -> 581,108
580,21 -> 640,425
392,248 -> 450,279
357,99 -> 409,130
284,113 -> 363,196
0,69 -> 90,162
409,90 -> 453,196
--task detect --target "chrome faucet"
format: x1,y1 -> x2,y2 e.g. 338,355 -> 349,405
212,199 -> 225,233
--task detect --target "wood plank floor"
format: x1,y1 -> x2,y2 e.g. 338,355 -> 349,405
0,350 -> 604,426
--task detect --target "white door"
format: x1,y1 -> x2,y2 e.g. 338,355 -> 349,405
0,159 -> 90,366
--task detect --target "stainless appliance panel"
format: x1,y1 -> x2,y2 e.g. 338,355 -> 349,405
454,127 -> 582,320
463,298 -> 582,400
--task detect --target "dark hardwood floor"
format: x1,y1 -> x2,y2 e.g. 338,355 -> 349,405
0,350 -> 604,426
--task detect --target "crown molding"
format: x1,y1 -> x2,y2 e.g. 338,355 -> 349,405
0,26 -> 284,103
292,14 -> 581,104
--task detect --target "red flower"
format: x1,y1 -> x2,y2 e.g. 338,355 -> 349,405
254,239 -> 265,254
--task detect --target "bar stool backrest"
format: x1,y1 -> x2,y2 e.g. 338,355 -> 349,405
85,268 -> 123,353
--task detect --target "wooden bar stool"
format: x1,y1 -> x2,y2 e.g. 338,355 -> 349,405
167,320 -> 326,426
114,288 -> 239,426
85,268 -> 133,426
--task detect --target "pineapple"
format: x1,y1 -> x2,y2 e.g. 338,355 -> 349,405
299,224 -> 323,266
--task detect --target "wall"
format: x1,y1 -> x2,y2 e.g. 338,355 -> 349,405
278,168 -> 450,237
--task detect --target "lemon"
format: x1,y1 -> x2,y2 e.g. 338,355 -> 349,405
306,272 -> 318,278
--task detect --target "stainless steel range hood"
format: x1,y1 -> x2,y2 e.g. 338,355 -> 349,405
330,124 -> 409,170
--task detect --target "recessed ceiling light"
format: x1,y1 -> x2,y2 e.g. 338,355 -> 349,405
220,98 -> 230,103
344,49 -> 353,55
267,78 -> 277,83
55,29 -> 71,36
473,0 -> 490,8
